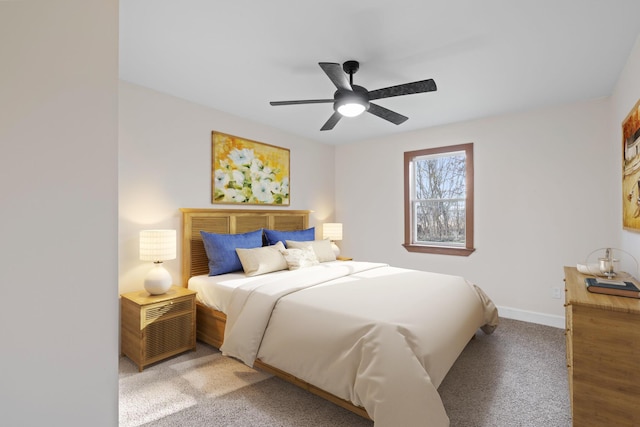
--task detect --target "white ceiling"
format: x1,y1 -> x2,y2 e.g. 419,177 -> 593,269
120,0 -> 640,145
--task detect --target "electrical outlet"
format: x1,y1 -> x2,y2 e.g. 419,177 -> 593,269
551,287 -> 563,299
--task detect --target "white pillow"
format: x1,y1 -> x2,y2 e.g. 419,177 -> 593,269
235,241 -> 288,276
279,246 -> 320,270
286,239 -> 336,262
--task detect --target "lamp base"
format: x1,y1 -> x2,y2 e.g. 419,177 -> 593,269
144,262 -> 172,295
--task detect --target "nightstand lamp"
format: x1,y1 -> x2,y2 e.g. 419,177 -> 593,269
139,229 -> 176,295
322,223 -> 342,257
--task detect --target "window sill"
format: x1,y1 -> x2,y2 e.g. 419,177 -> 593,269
402,243 -> 475,257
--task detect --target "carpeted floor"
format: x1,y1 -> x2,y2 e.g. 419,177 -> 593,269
119,318 -> 571,426
438,318 -> 571,426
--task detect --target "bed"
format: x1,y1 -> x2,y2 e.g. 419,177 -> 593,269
181,208 -> 498,427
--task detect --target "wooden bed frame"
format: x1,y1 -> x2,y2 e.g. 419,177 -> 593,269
180,208 -> 371,420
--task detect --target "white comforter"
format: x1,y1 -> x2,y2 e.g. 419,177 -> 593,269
220,261 -> 498,427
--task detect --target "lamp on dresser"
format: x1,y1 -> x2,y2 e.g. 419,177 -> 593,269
139,229 -> 176,295
322,222 -> 343,257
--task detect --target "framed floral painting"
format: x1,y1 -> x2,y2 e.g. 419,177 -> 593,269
211,131 -> 290,205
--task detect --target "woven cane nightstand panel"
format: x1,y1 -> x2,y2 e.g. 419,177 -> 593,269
144,298 -> 193,324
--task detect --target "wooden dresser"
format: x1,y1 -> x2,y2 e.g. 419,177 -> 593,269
563,266 -> 640,426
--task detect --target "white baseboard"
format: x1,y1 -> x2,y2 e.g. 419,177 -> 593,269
496,305 -> 565,329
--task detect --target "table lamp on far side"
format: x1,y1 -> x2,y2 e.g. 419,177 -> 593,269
139,229 -> 176,295
322,223 -> 343,257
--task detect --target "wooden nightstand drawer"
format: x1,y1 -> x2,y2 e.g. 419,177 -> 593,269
121,286 -> 196,371
143,296 -> 193,325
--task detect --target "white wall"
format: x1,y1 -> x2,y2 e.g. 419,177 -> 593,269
118,82 -> 336,294
0,1 -> 118,426
335,97 -> 618,326
613,35 -> 640,258
117,37 -> 640,327
120,58 -> 636,326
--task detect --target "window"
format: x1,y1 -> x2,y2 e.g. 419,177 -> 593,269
403,143 -> 475,256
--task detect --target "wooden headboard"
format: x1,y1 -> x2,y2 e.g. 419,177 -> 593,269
180,208 -> 310,286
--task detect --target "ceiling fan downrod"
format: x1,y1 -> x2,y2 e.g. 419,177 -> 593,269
342,60 -> 359,86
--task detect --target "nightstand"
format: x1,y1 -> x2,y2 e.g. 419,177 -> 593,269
121,285 -> 196,371
336,256 -> 353,261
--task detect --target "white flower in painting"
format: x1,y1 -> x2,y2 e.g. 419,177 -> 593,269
231,169 -> 245,186
228,148 -> 254,166
214,169 -> 230,189
252,179 -> 274,203
249,158 -> 266,180
262,167 -> 274,181
224,188 -> 246,203
251,159 -> 273,177
250,158 -> 263,171
280,177 -> 289,195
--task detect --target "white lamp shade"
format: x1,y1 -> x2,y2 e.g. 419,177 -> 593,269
323,223 -> 343,241
140,229 -> 176,262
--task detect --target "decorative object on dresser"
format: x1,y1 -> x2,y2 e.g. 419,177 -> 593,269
578,247 -> 638,279
139,229 -> 176,295
211,131 -> 290,206
120,286 -> 196,371
563,266 -> 640,426
322,222 -> 342,256
585,277 -> 640,298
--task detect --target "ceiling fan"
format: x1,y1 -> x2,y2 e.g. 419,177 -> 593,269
270,60 -> 437,131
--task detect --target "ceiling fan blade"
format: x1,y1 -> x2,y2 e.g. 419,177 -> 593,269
319,62 -> 352,91
367,102 -> 408,125
368,79 -> 437,100
270,99 -> 334,106
320,111 -> 342,131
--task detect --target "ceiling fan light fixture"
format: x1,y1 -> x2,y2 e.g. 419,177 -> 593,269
337,101 -> 366,117
334,89 -> 369,117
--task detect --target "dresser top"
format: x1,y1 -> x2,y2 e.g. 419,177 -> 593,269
564,266 -> 640,314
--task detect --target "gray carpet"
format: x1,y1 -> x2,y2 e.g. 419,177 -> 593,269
119,318 -> 571,426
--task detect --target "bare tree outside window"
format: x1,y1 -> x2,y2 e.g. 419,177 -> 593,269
414,153 -> 466,244
403,143 -> 475,256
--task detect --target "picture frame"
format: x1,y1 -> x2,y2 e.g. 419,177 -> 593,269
211,131 -> 290,206
622,98 -> 640,231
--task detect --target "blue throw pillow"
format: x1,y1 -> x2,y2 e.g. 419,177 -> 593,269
200,229 -> 264,276
263,227 -> 315,247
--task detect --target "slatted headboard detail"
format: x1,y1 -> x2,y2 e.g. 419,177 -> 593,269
180,208 -> 310,286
